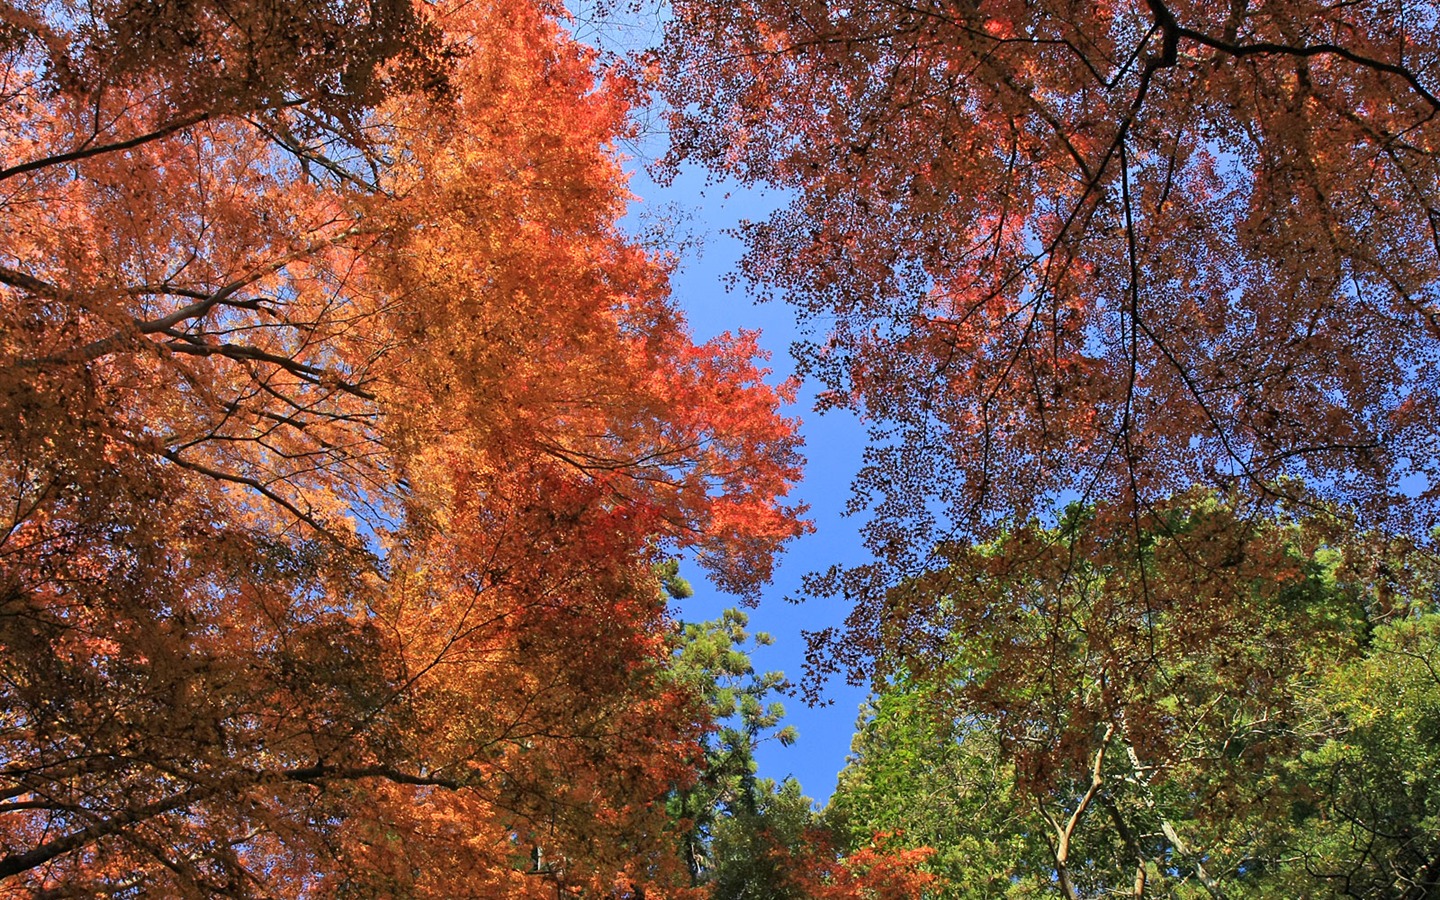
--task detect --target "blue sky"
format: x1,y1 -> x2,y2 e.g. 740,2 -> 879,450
624,160 -> 876,805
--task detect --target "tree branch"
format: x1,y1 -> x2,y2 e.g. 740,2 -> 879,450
0,112 -> 212,184
0,786 -> 209,880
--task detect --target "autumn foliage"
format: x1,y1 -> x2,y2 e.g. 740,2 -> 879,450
659,0 -> 1440,592
654,3 -> 1440,893
782,833 -> 939,900
0,0 -> 807,894
12,0 -> 1440,893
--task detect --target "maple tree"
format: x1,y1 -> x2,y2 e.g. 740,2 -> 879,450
657,0 -> 1440,607
0,0 -> 807,894
654,6 -> 1440,894
655,17 -> 1440,866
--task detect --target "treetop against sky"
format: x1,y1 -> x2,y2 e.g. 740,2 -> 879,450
4,0 -> 1440,895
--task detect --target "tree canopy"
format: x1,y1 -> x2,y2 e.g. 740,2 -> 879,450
659,0 -> 1440,613
0,0 -> 809,892
7,0 -> 1440,895
827,497 -> 1440,897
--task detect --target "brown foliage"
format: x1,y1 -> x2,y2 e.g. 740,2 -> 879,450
660,0 -> 1440,586
0,0 -> 805,894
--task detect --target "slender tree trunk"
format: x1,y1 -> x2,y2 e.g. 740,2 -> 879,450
1040,723 -> 1116,900
1120,737 -> 1227,900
